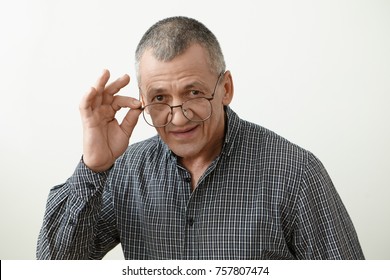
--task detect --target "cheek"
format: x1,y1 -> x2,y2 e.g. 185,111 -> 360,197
211,103 -> 226,122
155,127 -> 166,139
204,107 -> 224,132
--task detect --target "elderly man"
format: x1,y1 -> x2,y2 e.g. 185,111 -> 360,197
37,16 -> 364,259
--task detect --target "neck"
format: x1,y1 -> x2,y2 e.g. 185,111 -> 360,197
179,109 -> 228,190
179,130 -> 224,191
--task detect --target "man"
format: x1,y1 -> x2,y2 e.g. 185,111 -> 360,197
37,16 -> 364,259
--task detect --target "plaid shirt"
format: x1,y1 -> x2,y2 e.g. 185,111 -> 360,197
37,107 -> 364,259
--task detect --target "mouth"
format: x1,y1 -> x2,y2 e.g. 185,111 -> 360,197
169,125 -> 199,139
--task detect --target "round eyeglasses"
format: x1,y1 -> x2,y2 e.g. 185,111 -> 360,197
140,73 -> 224,128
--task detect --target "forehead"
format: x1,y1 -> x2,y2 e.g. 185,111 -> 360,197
138,44 -> 214,86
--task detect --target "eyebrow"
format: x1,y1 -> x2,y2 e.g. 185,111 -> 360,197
183,82 -> 207,91
144,81 -> 209,96
145,87 -> 166,96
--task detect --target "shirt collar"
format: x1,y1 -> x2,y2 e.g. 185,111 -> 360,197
222,106 -> 241,157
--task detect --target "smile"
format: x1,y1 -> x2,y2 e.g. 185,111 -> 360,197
169,125 -> 199,139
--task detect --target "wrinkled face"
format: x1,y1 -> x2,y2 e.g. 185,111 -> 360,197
138,44 -> 234,161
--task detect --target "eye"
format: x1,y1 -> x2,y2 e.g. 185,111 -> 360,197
189,90 -> 203,97
152,95 -> 165,103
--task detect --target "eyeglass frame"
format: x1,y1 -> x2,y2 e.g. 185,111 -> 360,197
139,71 -> 225,128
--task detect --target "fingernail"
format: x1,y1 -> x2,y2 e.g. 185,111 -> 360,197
132,100 -> 141,106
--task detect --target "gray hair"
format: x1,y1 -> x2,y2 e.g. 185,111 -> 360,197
135,16 -> 226,83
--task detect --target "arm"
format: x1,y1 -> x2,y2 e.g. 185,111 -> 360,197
37,70 -> 142,259
291,153 -> 365,259
37,161 -> 118,259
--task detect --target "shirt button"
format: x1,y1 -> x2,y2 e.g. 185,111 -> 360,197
184,177 -> 191,183
187,217 -> 194,227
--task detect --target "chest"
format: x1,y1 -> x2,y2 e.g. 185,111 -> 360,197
112,162 -> 297,259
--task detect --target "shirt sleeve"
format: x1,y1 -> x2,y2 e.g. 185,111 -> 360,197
291,153 -> 365,259
36,159 -> 119,259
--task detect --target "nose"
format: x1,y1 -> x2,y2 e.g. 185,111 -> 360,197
170,105 -> 189,126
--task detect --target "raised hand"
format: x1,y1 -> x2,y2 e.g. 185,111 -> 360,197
79,69 -> 142,172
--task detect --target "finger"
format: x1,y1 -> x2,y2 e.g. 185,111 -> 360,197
120,107 -> 143,137
90,69 -> 111,108
103,74 -> 130,96
95,69 -> 111,94
111,96 -> 142,112
79,87 -> 97,118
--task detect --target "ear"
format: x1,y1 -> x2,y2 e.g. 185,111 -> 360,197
221,70 -> 234,106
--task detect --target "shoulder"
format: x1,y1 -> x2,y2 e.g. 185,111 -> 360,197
225,107 -> 318,178
238,118 -> 313,166
114,135 -> 167,170
241,122 -> 333,192
125,135 -> 160,155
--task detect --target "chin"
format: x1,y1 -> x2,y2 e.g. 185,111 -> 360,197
169,143 -> 203,159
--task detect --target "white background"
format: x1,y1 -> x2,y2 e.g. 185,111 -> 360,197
0,0 -> 389,259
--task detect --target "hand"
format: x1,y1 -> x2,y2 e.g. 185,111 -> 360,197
79,69 -> 142,172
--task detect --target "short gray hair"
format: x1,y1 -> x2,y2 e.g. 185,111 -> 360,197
135,16 -> 226,82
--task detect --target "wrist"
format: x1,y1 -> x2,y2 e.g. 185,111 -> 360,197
81,156 -> 114,173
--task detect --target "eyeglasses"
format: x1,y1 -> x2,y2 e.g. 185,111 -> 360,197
140,72 -> 224,128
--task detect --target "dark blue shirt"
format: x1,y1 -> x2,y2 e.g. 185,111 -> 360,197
37,107 -> 364,259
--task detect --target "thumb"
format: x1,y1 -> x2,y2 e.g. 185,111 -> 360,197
120,107 -> 143,137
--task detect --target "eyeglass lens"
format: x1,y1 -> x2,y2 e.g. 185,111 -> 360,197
143,98 -> 212,127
